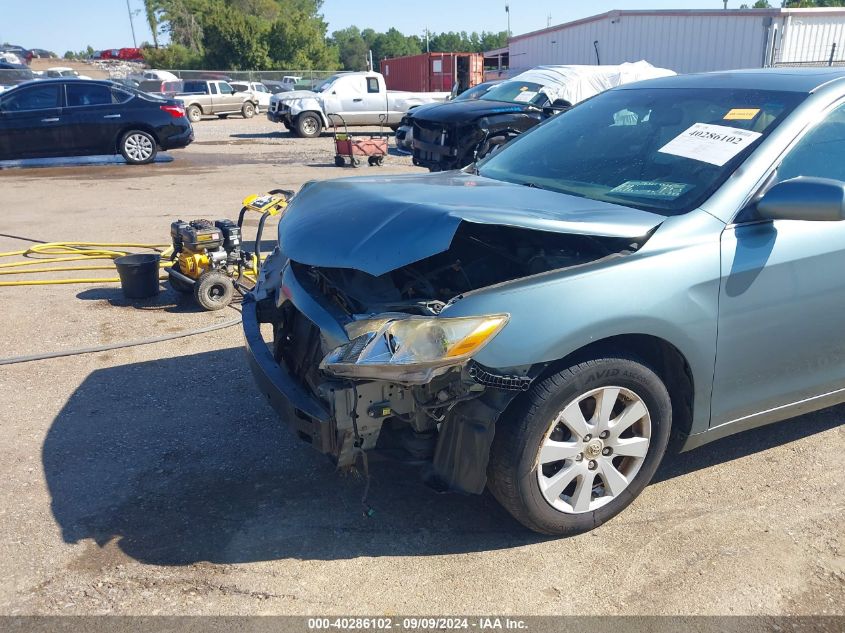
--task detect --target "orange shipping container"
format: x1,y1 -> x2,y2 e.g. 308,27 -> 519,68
380,52 -> 483,93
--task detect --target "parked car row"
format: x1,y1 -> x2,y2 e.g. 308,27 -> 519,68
0,78 -> 193,164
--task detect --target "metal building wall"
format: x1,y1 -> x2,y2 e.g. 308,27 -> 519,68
509,11 -> 776,74
778,14 -> 845,64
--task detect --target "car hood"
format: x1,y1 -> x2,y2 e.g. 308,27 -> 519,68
411,98 -> 533,124
275,89 -> 319,101
278,171 -> 665,276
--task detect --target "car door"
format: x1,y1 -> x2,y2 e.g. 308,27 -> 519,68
711,101 -> 845,427
217,81 -> 239,112
63,82 -> 125,154
334,75 -> 370,125
0,82 -> 64,159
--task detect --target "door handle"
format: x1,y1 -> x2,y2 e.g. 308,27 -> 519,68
353,98 -> 363,102
41,117 -> 59,122
103,114 -> 121,119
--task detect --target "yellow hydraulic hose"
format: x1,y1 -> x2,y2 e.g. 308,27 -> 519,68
0,240 -> 259,287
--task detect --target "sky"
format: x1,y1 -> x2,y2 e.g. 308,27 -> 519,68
1,0 -> 729,54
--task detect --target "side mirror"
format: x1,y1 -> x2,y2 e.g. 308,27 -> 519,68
543,98 -> 572,117
757,177 -> 845,222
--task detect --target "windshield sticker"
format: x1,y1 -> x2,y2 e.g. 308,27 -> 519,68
724,108 -> 761,121
513,91 -> 538,103
658,123 -> 762,166
609,181 -> 692,200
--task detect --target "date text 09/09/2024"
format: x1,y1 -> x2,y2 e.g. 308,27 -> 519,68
307,617 -> 528,630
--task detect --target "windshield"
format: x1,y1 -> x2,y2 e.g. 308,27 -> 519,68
481,80 -> 549,106
315,76 -> 342,93
477,87 -> 805,215
455,82 -> 497,102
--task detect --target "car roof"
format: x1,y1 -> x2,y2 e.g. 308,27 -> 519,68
617,67 -> 845,93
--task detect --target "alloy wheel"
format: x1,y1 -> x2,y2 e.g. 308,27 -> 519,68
536,386 -> 651,514
124,133 -> 154,162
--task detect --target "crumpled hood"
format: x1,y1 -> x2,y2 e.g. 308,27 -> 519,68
274,89 -> 319,101
278,171 -> 665,276
412,99 -> 531,124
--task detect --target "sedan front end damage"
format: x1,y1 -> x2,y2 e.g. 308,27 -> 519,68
243,172 -> 658,494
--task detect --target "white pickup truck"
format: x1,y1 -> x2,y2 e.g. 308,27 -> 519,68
266,71 -> 450,137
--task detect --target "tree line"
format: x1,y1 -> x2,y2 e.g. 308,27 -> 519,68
63,0 -> 508,71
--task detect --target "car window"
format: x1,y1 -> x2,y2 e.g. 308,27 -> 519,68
367,77 -> 380,94
219,82 -> 233,95
478,87 -> 805,215
66,83 -> 112,107
776,102 -> 845,183
0,84 -> 60,111
481,81 -> 549,106
111,87 -> 134,104
209,83 -> 218,95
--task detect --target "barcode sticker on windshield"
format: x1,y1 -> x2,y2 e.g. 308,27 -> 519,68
658,123 -> 762,166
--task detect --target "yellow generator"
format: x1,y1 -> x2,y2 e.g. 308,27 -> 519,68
167,189 -> 292,310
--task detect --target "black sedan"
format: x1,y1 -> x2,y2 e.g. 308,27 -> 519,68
0,79 -> 193,164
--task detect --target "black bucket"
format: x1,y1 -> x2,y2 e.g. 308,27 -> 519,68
114,253 -> 161,299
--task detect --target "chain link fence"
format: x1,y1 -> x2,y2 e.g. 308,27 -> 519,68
160,69 -> 338,90
771,42 -> 845,68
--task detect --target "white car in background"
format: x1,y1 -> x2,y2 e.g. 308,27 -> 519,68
231,81 -> 272,111
46,67 -> 92,80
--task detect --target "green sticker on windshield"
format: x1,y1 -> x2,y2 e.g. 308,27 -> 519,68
609,181 -> 692,200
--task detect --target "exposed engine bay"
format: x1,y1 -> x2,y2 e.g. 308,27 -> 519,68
253,222 -> 646,494
301,222 -> 642,316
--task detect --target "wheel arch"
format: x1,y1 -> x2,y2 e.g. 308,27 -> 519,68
115,124 -> 160,153
524,333 -> 695,447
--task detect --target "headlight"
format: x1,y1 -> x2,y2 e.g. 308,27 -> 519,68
321,314 -> 509,383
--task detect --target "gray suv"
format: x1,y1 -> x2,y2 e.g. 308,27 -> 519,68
244,68 -> 845,535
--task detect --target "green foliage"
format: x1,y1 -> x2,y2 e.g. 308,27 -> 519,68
142,43 -> 203,68
332,26 -> 369,71
146,1 -> 506,71
63,46 -> 95,60
202,2 -> 271,69
782,0 -> 845,5
331,27 -> 509,71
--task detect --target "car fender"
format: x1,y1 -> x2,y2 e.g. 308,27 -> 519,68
440,210 -> 724,434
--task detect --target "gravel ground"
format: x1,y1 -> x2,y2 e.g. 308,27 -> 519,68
0,115 -> 843,617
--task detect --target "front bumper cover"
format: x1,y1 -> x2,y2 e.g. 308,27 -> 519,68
242,294 -> 334,446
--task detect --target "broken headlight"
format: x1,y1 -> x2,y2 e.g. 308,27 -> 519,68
320,314 -> 509,383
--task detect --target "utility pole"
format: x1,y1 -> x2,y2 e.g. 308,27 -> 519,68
505,3 -> 511,36
723,0 -> 728,9
425,28 -> 430,53
126,0 -> 138,48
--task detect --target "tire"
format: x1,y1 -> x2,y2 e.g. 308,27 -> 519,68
351,157 -> 361,168
193,270 -> 234,311
487,356 -> 672,536
295,112 -> 322,138
241,102 -> 255,119
186,105 -> 202,123
334,155 -> 345,167
119,130 -> 157,165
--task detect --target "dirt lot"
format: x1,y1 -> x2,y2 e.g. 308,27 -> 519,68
0,115 -> 843,617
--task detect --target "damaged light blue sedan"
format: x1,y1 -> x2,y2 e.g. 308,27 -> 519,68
244,69 -> 845,535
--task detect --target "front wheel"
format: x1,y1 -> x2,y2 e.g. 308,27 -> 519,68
487,356 -> 672,536
120,130 -> 157,165
241,102 -> 255,119
295,113 -> 322,138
